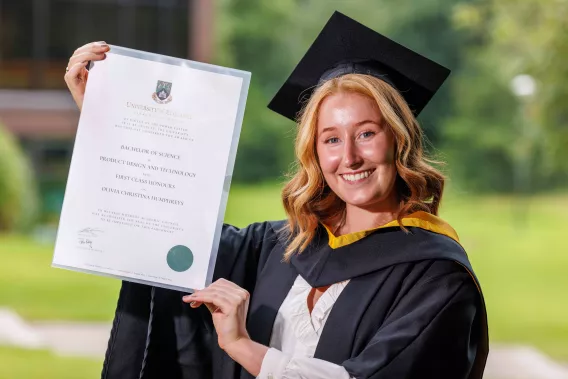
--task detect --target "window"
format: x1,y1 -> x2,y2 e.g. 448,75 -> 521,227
0,0 -> 190,89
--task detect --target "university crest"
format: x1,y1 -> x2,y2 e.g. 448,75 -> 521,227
152,80 -> 173,104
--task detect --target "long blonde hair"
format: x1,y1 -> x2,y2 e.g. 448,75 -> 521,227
281,74 -> 445,260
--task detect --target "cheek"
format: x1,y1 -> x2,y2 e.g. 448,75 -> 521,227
361,135 -> 396,163
317,146 -> 342,174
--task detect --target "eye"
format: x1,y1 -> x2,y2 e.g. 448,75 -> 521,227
359,131 -> 375,139
325,137 -> 340,144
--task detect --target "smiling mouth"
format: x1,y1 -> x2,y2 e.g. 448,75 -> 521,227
340,169 -> 375,183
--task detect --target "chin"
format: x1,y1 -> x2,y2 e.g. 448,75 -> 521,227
340,191 -> 384,208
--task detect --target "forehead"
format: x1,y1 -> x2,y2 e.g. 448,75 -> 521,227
317,91 -> 382,131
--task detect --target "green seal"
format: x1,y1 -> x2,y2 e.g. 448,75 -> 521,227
166,245 -> 194,272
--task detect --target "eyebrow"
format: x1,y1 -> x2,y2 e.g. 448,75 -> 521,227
320,119 -> 381,134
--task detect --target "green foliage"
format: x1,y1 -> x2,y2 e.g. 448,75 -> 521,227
444,0 -> 568,192
215,0 -> 297,182
0,123 -> 39,231
231,83 -> 296,182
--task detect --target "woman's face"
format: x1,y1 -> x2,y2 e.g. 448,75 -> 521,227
316,91 -> 398,210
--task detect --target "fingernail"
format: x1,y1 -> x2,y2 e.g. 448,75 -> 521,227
183,295 -> 191,301
190,301 -> 196,307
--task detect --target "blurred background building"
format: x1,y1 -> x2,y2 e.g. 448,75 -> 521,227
0,0 -> 213,219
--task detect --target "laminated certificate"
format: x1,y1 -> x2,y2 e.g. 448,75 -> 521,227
52,46 -> 250,291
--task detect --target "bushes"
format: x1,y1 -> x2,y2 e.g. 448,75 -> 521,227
0,123 -> 39,231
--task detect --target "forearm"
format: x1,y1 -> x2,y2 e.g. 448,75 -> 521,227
224,338 -> 269,377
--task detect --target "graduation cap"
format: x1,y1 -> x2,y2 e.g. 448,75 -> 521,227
268,11 -> 451,121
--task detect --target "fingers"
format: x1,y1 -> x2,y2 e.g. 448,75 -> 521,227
183,279 -> 250,313
73,41 -> 109,56
68,51 -> 107,68
187,290 -> 234,314
64,60 -> 89,80
67,42 -> 109,75
64,61 -> 88,82
213,279 -> 250,301
212,279 -> 250,303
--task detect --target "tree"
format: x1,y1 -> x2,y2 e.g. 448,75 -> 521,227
0,123 -> 39,231
444,0 -> 568,192
215,0 -> 299,182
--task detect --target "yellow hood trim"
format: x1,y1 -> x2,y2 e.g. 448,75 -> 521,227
323,211 -> 459,249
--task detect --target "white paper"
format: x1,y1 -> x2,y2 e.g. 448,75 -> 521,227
52,46 -> 250,292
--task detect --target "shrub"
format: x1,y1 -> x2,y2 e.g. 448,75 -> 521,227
0,122 -> 39,231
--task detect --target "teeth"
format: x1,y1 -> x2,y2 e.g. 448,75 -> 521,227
342,170 -> 372,182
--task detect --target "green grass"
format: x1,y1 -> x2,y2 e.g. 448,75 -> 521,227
0,234 -> 120,321
1,183 -> 567,359
0,347 -> 102,379
442,191 -> 568,359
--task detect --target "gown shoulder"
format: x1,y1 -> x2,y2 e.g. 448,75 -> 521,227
342,259 -> 484,379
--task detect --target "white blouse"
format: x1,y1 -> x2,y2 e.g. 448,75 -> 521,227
256,275 -> 355,379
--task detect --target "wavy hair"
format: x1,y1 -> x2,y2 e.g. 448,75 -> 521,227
281,74 -> 445,260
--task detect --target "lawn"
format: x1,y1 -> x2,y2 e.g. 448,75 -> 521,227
0,347 -> 102,379
1,183 -> 567,361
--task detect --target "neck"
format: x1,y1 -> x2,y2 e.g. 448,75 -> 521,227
337,197 -> 401,235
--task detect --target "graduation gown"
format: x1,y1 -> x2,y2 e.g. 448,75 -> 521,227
101,212 -> 488,379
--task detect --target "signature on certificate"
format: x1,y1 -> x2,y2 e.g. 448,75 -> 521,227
77,227 -> 104,250
78,238 -> 94,249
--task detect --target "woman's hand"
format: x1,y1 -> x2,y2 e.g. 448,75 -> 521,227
183,278 -> 251,351
64,41 -> 110,111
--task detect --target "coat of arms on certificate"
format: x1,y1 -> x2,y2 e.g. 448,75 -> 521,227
152,80 -> 173,104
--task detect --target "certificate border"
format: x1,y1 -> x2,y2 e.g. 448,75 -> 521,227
52,263 -> 197,293
53,45 -> 251,292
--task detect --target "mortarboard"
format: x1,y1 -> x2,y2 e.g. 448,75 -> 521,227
268,11 -> 451,121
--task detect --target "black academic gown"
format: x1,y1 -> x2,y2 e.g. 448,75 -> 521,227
101,220 -> 488,379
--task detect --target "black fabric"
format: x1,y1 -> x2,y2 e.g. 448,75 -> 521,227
102,221 -> 488,379
101,281 -> 151,379
290,227 -> 477,287
319,59 -> 397,88
329,261 -> 481,379
267,11 -> 451,121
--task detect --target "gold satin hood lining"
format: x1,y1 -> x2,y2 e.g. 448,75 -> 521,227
323,211 -> 460,249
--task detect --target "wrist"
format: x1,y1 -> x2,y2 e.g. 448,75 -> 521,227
224,336 -> 251,356
224,337 -> 268,377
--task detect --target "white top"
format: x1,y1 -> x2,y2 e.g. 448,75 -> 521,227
256,275 -> 355,379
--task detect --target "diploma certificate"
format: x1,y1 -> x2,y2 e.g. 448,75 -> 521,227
52,46 -> 250,292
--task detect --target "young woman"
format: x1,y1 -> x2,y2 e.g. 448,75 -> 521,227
65,12 -> 487,379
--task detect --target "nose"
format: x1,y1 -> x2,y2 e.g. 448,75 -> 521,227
343,137 -> 363,169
